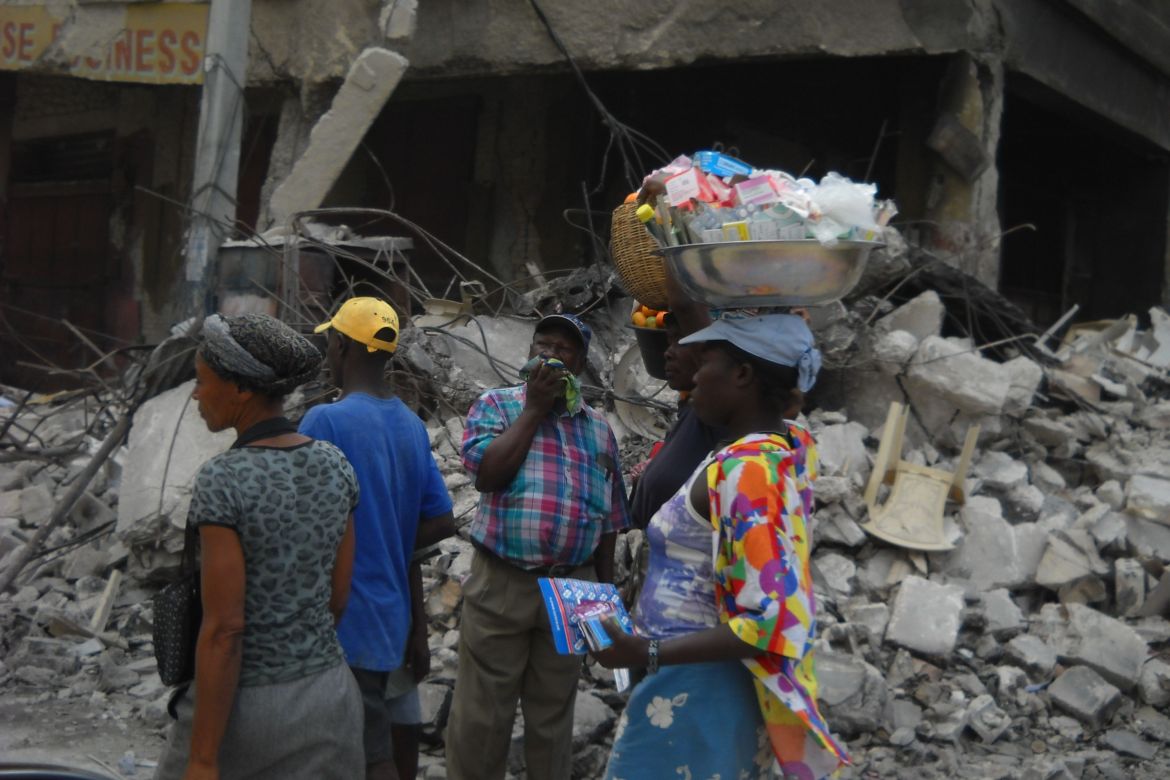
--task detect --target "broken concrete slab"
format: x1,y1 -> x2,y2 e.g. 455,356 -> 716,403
1096,480 -> 1125,510
1100,729 -> 1157,761
815,421 -> 870,477
1058,575 -> 1108,606
1136,705 -> 1170,744
1126,473 -> 1170,522
1090,510 -> 1127,551
871,329 -> 919,376
1004,634 -> 1057,679
1023,416 -> 1075,447
1114,558 -> 1147,617
1035,530 -> 1110,591
570,690 -> 614,746
0,489 -> 21,519
842,601 -> 890,643
875,290 -> 944,341
18,484 -> 54,526
906,336 -> 1011,416
815,649 -> 888,735
1139,658 -> 1170,708
117,380 -> 235,544
982,589 -> 1024,638
1126,515 -> 1170,561
1029,460 -> 1068,493
1034,603 -> 1149,691
814,551 -> 856,596
966,693 -> 1011,743
856,548 -> 916,595
1002,356 -> 1044,417
1048,665 -> 1122,729
886,576 -> 966,658
1004,484 -> 1045,521
816,505 -> 869,548
268,48 -> 409,227
936,497 -> 1034,590
1139,401 -> 1170,430
61,544 -> 109,581
812,475 -> 854,504
974,451 -> 1029,493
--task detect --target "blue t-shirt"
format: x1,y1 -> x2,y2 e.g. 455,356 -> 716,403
300,393 -> 453,671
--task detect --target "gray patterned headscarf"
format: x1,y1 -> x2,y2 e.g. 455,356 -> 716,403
199,313 -> 322,397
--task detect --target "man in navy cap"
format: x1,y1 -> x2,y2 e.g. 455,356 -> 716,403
446,313 -> 632,780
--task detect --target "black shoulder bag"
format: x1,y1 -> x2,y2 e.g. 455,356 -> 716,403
152,518 -> 202,687
152,416 -> 299,688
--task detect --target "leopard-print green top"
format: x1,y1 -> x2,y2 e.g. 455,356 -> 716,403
189,440 -> 358,686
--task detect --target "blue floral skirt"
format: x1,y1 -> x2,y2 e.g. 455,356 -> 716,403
605,660 -> 774,779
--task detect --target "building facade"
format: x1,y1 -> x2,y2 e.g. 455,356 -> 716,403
2,0 -> 1169,387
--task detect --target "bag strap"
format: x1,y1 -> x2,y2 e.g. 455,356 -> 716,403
180,514 -> 199,578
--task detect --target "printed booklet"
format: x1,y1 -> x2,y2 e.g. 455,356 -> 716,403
537,577 -> 633,654
538,577 -> 633,691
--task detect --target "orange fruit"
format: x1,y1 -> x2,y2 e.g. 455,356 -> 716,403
656,311 -> 667,327
632,311 -> 647,327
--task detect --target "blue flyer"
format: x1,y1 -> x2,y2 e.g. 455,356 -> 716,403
537,577 -> 633,656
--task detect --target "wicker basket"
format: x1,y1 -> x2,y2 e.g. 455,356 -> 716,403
610,202 -> 669,310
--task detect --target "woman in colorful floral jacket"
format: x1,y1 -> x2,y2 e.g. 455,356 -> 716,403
594,312 -> 848,780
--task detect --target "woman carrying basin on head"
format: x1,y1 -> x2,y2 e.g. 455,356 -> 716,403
593,312 -> 848,780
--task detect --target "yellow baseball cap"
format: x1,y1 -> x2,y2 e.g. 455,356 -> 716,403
314,297 -> 400,353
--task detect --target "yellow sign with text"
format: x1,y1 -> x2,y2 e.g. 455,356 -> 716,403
0,3 -> 209,85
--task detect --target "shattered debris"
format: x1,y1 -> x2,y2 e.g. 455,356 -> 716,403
5,230 -> 1170,776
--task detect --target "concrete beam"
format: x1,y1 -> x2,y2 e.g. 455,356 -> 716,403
1061,0 -> 1170,80
267,48 -> 408,229
404,0 -> 992,77
998,0 -> 1170,152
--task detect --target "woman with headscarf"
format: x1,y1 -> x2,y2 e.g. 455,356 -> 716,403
592,313 -> 848,780
155,313 -> 363,780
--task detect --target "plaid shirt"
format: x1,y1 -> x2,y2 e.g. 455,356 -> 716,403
462,385 -> 631,568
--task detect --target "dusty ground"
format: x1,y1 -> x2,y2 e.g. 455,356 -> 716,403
0,693 -> 162,775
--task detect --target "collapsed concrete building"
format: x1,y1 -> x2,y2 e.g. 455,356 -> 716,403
5,3 -> 1170,775
6,276 -> 1170,776
2,0 -> 1170,387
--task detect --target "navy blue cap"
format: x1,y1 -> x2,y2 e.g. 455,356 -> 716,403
536,313 -> 592,353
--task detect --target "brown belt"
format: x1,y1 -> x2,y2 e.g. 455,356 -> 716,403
472,541 -> 593,578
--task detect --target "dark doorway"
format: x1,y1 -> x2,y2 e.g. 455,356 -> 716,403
1,132 -> 129,390
999,74 -> 1170,324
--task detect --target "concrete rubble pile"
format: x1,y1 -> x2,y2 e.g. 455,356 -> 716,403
5,246 -> 1170,777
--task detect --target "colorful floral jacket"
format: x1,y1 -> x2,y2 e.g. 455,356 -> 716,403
708,426 -> 849,779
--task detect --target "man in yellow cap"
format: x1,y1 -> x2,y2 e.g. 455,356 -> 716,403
300,297 -> 455,780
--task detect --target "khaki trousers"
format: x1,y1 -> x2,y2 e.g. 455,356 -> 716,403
445,550 -> 589,780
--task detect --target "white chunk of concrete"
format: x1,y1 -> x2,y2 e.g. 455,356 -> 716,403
871,329 -> 919,376
815,422 -> 869,478
906,336 -> 1011,416
875,290 -> 944,341
1126,474 -> 1170,523
1001,356 -> 1044,417
886,576 -> 966,658
117,380 -> 235,543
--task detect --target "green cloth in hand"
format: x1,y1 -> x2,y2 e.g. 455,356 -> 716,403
519,356 -> 582,414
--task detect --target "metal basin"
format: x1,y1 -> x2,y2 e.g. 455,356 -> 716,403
660,239 -> 880,307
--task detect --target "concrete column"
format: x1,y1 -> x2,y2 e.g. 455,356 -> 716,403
923,53 -> 1005,288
